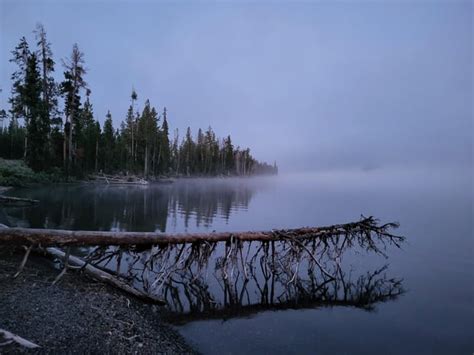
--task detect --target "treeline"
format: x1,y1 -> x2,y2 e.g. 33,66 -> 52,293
0,24 -> 278,178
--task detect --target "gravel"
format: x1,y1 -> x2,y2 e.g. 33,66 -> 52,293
0,248 -> 197,354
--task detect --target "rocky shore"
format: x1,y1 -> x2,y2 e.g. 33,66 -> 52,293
0,248 -> 197,354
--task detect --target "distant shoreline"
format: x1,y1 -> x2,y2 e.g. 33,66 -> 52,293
1,158 -> 277,188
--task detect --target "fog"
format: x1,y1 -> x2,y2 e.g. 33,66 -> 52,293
1,0 -> 472,172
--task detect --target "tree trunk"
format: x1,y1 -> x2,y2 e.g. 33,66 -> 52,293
41,41 -> 49,119
95,138 -> 99,172
68,113 -> 73,164
176,151 -> 180,175
156,143 -> 162,176
152,145 -> 156,176
63,125 -> 67,168
144,142 -> 148,177
23,135 -> 27,159
0,217 -> 403,247
131,125 -> 134,166
23,116 -> 28,160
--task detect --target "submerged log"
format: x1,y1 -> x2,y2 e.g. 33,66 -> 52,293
0,217 -> 403,247
0,195 -> 39,205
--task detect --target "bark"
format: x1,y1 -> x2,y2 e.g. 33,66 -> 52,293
0,217 -> 403,247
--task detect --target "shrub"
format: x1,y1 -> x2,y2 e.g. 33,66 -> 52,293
0,158 -> 65,186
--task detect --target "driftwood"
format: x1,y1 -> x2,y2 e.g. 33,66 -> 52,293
0,195 -> 39,205
89,173 -> 148,185
0,328 -> 40,349
0,217 -> 403,247
44,247 -> 165,305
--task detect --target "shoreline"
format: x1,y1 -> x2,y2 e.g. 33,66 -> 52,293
1,157 -> 276,188
0,248 -> 197,354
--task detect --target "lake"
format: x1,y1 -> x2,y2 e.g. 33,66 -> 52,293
2,167 -> 473,354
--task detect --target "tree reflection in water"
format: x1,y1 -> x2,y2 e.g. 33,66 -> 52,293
3,182 -> 404,324
85,225 -> 404,325
3,179 -> 256,231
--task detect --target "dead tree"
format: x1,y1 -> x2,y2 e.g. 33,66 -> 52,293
0,216 -> 403,247
2,216 -> 404,314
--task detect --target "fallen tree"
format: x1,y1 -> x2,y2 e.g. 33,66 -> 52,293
0,224 -> 165,305
0,216 -> 403,247
1,217 -> 404,314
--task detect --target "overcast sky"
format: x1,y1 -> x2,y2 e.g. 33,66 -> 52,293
1,0 -> 472,172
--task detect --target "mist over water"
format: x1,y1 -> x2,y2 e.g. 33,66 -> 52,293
3,166 -> 473,354
0,0 -> 472,353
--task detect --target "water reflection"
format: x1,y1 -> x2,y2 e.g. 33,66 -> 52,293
3,179 -> 256,232
2,171 -> 471,354
84,221 -> 404,325
163,265 -> 402,325
2,179 -> 405,325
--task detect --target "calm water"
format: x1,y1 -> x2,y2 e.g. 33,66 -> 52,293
3,167 -> 473,354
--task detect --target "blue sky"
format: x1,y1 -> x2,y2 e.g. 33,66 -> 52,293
1,0 -> 472,171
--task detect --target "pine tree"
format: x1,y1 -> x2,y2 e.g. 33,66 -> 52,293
137,100 -> 157,177
126,88 -> 138,167
34,23 -> 57,125
81,90 -> 100,172
224,135 -> 234,175
181,127 -> 195,176
61,43 -> 87,172
171,128 -> 180,174
102,110 -> 115,173
196,128 -> 204,174
23,53 -> 49,171
11,118 -> 26,160
204,127 -> 215,174
124,105 -> 134,170
9,37 -> 31,157
4,29 -> 278,177
159,107 -> 171,174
